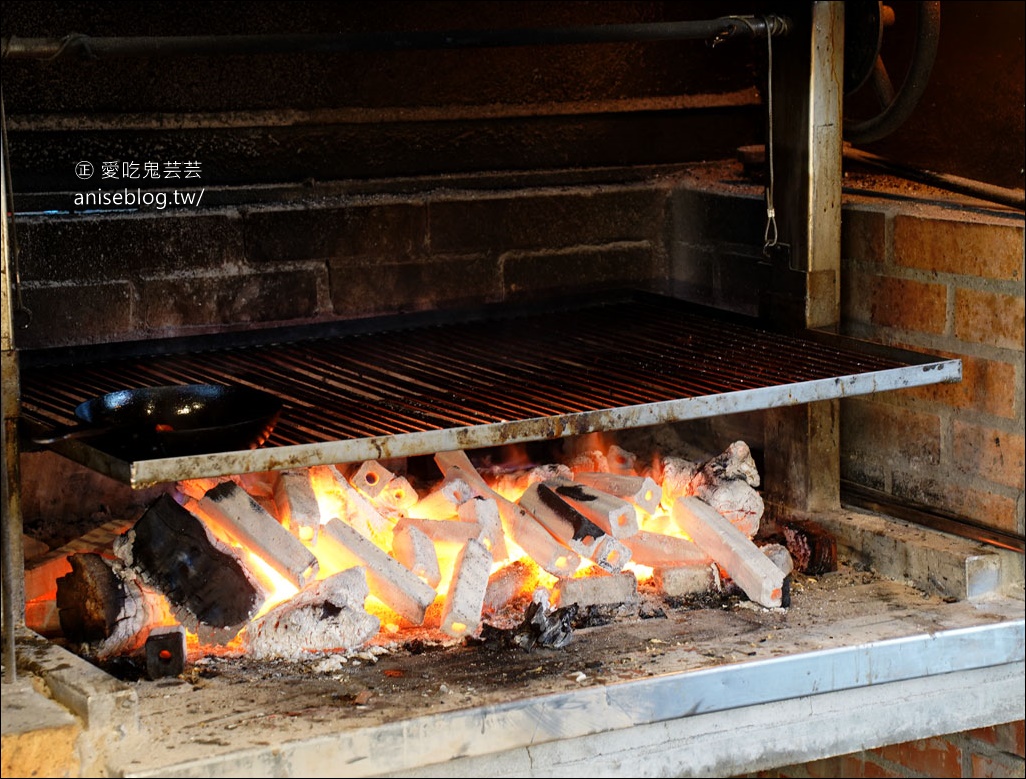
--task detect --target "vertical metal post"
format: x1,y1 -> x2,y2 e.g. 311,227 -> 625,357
1,93 -> 25,683
763,1 -> 845,518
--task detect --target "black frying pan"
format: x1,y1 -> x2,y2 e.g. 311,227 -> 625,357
31,384 -> 283,459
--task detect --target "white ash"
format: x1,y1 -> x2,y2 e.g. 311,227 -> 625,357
245,567 -> 380,661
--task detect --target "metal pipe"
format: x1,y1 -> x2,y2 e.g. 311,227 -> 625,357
2,16 -> 791,61
844,146 -> 1026,211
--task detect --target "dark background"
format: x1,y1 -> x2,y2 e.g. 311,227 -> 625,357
2,1 -> 1023,195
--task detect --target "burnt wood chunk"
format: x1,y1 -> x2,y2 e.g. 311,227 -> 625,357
114,493 -> 262,642
777,521 -> 838,575
56,552 -> 126,642
56,552 -> 167,660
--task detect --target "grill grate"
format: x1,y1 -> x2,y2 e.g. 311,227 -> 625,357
18,293 -> 961,487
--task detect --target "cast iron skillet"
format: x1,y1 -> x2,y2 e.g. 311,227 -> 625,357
31,383 -> 283,460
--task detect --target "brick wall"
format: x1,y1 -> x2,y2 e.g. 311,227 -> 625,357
839,202 -> 1025,542
744,720 -> 1025,778
830,198 -> 1025,778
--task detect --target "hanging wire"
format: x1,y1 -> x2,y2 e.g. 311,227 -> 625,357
760,16 -> 779,254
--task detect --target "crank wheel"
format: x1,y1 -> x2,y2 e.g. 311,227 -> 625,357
843,1 -> 941,144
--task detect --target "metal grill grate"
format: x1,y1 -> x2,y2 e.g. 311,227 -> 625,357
18,293 -> 961,487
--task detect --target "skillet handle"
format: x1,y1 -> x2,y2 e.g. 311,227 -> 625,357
30,423 -> 114,445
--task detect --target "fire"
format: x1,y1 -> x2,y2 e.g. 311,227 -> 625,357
139,437 -> 768,659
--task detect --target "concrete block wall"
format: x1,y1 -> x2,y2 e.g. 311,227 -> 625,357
11,175 -> 675,351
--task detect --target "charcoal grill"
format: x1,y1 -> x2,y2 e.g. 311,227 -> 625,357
1,4 -> 1023,778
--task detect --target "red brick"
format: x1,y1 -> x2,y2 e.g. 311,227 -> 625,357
876,736 -> 963,776
841,754 -> 903,778
968,721 -> 1026,757
970,751 -> 1025,778
954,288 -> 1025,350
893,215 -> 1024,281
804,755 -> 845,778
890,476 -> 1019,534
901,352 -> 1018,419
952,421 -> 1026,491
842,271 -> 947,334
841,207 -> 888,263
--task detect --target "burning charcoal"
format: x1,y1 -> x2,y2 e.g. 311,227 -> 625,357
439,538 -> 492,639
176,476 -> 230,501
656,456 -> 701,511
620,529 -> 711,569
319,518 -> 436,626
778,521 -> 838,575
390,523 -> 442,588
693,440 -> 761,487
114,493 -> 263,644
605,445 -> 638,475
759,543 -> 795,608
568,449 -> 609,474
232,470 -> 278,501
672,496 -> 784,609
274,469 -> 321,543
491,462 -> 573,499
653,564 -> 717,597
145,625 -> 187,680
689,478 -> 764,538
573,471 -> 662,515
197,481 -> 320,589
350,460 -> 396,500
544,477 -> 640,538
56,553 -> 172,661
245,567 -> 380,661
375,475 -> 419,515
349,461 -> 418,515
518,482 -> 632,573
552,569 -> 638,610
513,593 -> 577,650
760,543 -> 794,577
434,450 -> 581,579
457,496 -> 509,562
393,516 -> 485,548
309,464 -> 396,547
483,560 -> 540,614
408,474 -> 477,519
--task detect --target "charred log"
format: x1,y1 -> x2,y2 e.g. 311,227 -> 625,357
114,493 -> 262,643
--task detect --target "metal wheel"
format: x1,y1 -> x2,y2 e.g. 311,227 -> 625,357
843,1 -> 941,144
